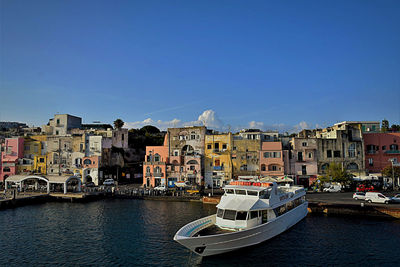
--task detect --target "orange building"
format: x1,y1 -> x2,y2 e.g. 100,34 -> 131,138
143,134 -> 169,187
259,141 -> 284,177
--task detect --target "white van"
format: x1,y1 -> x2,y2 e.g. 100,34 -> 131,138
365,192 -> 391,204
323,185 -> 341,193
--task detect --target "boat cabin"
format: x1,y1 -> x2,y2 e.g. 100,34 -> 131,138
215,182 -> 306,231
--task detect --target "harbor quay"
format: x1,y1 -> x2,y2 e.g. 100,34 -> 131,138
1,185 -> 400,219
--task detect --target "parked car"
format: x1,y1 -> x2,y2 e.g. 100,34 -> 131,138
356,184 -> 375,192
103,179 -> 115,186
391,194 -> 400,203
353,192 -> 366,200
365,192 -> 391,204
174,181 -> 191,188
154,185 -> 167,192
323,185 -> 342,193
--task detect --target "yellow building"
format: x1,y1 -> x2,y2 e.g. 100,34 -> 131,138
231,135 -> 260,178
33,155 -> 47,174
28,135 -> 47,174
204,133 -> 233,187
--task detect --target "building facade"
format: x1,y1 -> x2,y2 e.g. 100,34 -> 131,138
259,141 -> 284,178
363,132 -> 400,174
204,132 -> 233,187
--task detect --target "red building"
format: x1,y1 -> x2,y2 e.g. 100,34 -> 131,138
363,132 -> 400,174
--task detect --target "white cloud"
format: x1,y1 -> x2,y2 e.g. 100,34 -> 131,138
293,121 -> 311,132
125,118 -> 182,130
124,110 -> 223,131
249,121 -> 264,129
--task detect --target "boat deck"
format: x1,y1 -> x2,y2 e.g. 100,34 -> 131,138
195,224 -> 236,237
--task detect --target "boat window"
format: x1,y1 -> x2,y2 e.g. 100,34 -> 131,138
217,209 -> 224,218
250,210 -> 258,219
259,189 -> 271,199
235,189 -> 247,195
225,189 -> 234,195
274,205 -> 287,217
247,191 -> 258,196
236,211 -> 248,220
262,210 -> 268,223
223,209 -> 236,220
286,201 -> 294,211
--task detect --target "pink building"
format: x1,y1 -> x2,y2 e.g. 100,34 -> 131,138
363,132 -> 400,174
289,137 -> 318,187
259,142 -> 284,177
143,135 -> 169,187
1,137 -> 24,181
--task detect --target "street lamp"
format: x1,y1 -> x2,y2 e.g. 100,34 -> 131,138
389,159 -> 395,191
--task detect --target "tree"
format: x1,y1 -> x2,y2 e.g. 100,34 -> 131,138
390,124 -> 400,132
382,165 -> 400,178
140,125 -> 160,135
113,119 -> 124,129
321,162 -> 352,184
381,119 -> 389,132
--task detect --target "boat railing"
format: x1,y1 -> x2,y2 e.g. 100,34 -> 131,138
174,214 -> 216,239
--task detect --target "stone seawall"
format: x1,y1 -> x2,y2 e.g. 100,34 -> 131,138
308,202 -> 400,219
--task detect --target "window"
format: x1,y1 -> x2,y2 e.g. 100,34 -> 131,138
222,144 -> 227,150
223,210 -> 236,220
3,167 -> 10,172
190,165 -> 195,170
261,164 -> 266,171
347,163 -> 358,170
390,144 -> 398,151
236,211 -> 247,220
366,145 -> 376,154
247,191 -> 258,196
262,210 -> 268,223
233,146 -> 237,151
235,190 -> 246,195
39,158 -> 45,163
327,150 -> 332,158
382,146 -> 386,150
207,144 -> 212,149
273,152 -> 281,158
302,142 -> 307,147
302,165 -> 307,175
191,134 -> 196,140
217,209 -> 224,218
348,144 -> 356,158
154,154 -> 160,162
263,152 -> 270,158
56,119 -> 60,124
368,158 -> 373,166
250,210 -> 258,219
334,151 -> 341,158
214,143 -> 219,151
240,165 -> 247,171
56,130 -> 59,135
83,159 -> 92,165
225,189 -> 234,194
122,134 -> 124,141
174,150 -> 179,156
308,153 -> 312,159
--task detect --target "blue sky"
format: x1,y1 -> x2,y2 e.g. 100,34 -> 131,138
1,0 -> 399,132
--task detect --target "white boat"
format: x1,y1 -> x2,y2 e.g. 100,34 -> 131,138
174,181 -> 308,256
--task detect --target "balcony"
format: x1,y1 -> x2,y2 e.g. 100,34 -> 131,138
367,150 -> 376,154
385,150 -> 400,154
154,172 -> 163,177
145,172 -> 152,177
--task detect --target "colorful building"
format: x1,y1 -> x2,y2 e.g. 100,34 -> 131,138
143,134 -> 169,187
259,141 -> 284,178
289,137 -> 318,187
204,132 -> 233,188
1,137 -> 24,181
232,131 -> 261,178
363,132 -> 400,174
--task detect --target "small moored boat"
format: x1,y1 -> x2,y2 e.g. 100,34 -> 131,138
174,181 -> 308,256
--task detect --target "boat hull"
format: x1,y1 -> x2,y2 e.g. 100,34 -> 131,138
174,202 -> 308,256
